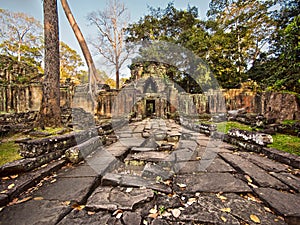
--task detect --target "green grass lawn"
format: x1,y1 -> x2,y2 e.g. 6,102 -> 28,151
0,141 -> 22,166
214,121 -> 300,156
269,134 -> 300,156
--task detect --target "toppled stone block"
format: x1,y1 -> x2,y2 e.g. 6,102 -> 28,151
65,136 -> 103,164
228,128 -> 273,146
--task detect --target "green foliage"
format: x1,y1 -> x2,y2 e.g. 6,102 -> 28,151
0,141 -> 22,166
60,41 -> 86,84
216,121 -> 253,133
247,0 -> 300,93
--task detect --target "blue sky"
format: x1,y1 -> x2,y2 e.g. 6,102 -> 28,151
0,0 -> 211,76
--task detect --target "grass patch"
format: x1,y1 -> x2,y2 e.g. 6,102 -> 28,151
216,121 -> 253,133
0,141 -> 22,166
269,134 -> 300,156
281,120 -> 300,125
33,127 -> 66,135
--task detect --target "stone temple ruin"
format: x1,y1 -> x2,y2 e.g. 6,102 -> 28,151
1,57 -> 300,225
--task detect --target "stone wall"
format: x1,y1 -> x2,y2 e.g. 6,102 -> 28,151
0,84 -> 74,113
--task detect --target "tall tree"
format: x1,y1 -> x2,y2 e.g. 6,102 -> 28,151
88,0 -> 130,89
248,0 -> 300,92
0,8 -> 43,68
39,0 -> 61,128
60,0 -> 101,98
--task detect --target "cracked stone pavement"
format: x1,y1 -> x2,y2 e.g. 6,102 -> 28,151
0,118 -> 299,225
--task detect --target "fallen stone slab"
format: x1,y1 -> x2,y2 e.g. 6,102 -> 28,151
0,199 -> 70,225
269,172 -> 300,192
142,163 -> 174,180
0,160 -> 65,206
220,153 -> 289,190
222,193 -> 287,225
57,165 -> 99,178
262,147 -> 300,169
122,211 -> 142,225
238,152 -> 289,172
174,157 -> 236,174
125,152 -> 170,163
102,173 -> 172,193
57,210 -> 122,225
254,188 -> 300,224
33,176 -> 97,203
86,186 -> 154,211
131,147 -> 157,152
174,173 -> 251,193
85,147 -> 120,176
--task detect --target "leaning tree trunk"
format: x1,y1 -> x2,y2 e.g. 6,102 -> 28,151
39,0 -> 61,128
60,0 -> 100,103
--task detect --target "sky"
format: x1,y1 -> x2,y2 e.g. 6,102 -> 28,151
0,0 -> 211,77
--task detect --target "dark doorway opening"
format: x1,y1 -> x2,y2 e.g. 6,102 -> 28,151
146,99 -> 155,117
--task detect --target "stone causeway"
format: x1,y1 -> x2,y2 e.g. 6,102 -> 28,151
0,118 -> 300,225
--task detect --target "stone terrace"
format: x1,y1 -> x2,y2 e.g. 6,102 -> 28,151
0,119 -> 300,225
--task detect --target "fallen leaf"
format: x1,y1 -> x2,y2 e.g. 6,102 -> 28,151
87,211 -> 95,215
16,196 -> 32,204
0,190 -> 8,194
149,206 -> 158,214
113,209 -> 123,216
162,211 -> 172,217
125,187 -> 133,193
264,207 -> 272,213
171,208 -> 181,218
41,164 -> 48,168
250,214 -> 261,223
7,184 -> 15,189
220,208 -> 231,213
33,197 -> 44,201
216,193 -> 227,201
50,179 -> 57,183
116,212 -> 122,219
187,198 -> 197,205
176,183 -> 187,188
2,177 -> 10,180
148,213 -> 158,219
248,182 -> 258,189
62,201 -> 71,206
245,175 -> 252,183
10,175 -> 18,179
0,207 -> 3,212
163,180 -> 172,186
221,216 -> 227,222
196,156 -> 201,160
72,203 -> 85,211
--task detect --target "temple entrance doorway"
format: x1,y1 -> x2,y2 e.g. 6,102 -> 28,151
146,99 -> 155,117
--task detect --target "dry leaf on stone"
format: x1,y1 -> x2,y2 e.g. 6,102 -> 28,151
2,177 -> 10,180
163,180 -> 172,186
250,214 -> 261,223
187,198 -> 197,206
216,193 -> 227,201
221,216 -> 227,222
62,201 -> 71,206
7,184 -> 15,189
16,196 -> 32,204
148,213 -> 159,219
72,203 -> 85,211
0,190 -> 8,194
33,197 -> 44,201
171,208 -> 181,218
125,187 -> 133,193
149,205 -> 158,214
10,175 -> 18,179
245,175 -> 252,183
87,211 -> 95,215
50,179 -> 57,183
264,207 -> 272,213
176,183 -> 187,188
220,208 -> 231,213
